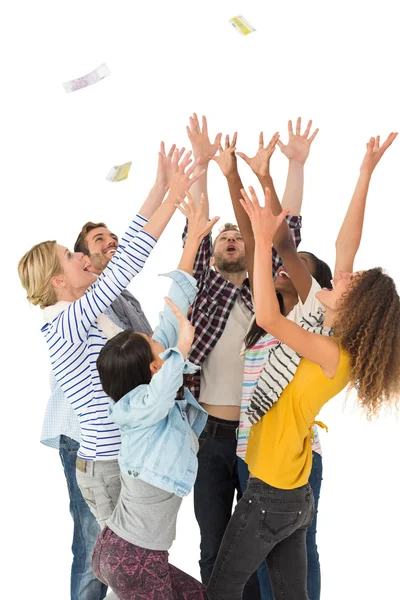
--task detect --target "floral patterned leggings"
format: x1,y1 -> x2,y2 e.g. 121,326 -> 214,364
92,526 -> 208,599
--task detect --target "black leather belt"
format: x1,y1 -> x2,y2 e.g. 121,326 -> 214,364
202,418 -> 239,439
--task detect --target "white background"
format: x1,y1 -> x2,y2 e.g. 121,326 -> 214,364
2,1 -> 400,598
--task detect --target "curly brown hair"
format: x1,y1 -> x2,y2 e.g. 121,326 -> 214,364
333,268 -> 400,418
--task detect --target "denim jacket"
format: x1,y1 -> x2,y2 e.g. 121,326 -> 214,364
109,270 -> 208,497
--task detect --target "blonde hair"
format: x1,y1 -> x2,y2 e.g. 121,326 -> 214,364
18,241 -> 62,309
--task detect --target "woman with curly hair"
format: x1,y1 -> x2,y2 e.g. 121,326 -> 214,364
207,132 -> 400,600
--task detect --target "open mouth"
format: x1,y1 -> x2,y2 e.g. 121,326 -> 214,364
277,269 -> 290,280
104,248 -> 117,256
226,244 -> 237,254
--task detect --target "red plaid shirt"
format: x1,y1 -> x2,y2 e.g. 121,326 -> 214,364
183,217 -> 302,400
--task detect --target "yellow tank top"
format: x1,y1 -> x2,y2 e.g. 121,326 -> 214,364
246,346 -> 351,489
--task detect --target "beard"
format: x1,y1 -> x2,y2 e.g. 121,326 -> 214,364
89,252 -> 110,274
213,252 -> 247,274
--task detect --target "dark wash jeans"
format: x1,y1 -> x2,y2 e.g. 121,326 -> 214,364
59,435 -> 108,600
193,416 -> 261,600
207,478 -> 315,600
238,452 -> 323,600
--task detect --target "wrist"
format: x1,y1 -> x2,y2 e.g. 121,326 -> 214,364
257,172 -> 272,183
254,234 -> 273,248
193,156 -> 210,168
288,159 -> 305,169
226,169 -> 240,182
152,181 -> 169,195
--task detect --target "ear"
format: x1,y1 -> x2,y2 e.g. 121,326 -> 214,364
50,273 -> 66,290
210,256 -> 215,268
83,254 -> 95,273
149,361 -> 159,375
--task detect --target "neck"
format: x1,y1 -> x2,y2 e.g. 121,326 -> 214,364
322,307 -> 336,328
216,268 -> 247,287
55,287 -> 87,303
281,290 -> 299,316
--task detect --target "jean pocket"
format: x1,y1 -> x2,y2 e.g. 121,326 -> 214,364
258,508 -> 302,542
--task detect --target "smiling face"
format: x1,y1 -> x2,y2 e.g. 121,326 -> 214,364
211,229 -> 247,273
85,227 -> 119,274
53,245 -> 96,299
275,252 -> 317,294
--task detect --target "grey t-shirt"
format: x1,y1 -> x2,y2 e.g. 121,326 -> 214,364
107,471 -> 182,551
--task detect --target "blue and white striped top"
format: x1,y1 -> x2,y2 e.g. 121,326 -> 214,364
41,214 -> 156,460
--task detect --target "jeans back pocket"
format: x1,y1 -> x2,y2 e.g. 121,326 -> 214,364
258,508 -> 302,543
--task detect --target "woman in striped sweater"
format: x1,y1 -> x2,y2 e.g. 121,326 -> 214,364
18,149 -> 203,529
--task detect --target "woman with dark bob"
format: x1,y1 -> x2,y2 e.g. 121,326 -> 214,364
207,133 -> 400,600
93,193 -> 219,599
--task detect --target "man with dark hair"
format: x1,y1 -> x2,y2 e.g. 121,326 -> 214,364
40,144 -> 175,600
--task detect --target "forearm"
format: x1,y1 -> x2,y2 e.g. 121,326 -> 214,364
336,170 -> 371,255
227,171 -> 254,248
178,237 -> 202,275
190,166 -> 210,219
257,174 -> 281,216
143,201 -> 176,240
138,182 -> 168,220
281,161 -> 304,216
253,236 -> 282,328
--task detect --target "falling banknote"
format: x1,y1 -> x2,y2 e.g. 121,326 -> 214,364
229,15 -> 256,36
106,162 -> 132,182
63,63 -> 110,93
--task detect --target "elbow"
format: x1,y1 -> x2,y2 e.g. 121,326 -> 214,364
273,234 -> 295,256
255,311 -> 281,334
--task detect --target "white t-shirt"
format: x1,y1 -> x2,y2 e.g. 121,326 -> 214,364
199,296 -> 252,407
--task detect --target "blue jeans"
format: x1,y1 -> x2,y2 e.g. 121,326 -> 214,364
59,435 -> 108,600
238,452 -> 323,600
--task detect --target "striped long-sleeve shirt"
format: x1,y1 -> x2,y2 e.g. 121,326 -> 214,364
41,214 -> 156,460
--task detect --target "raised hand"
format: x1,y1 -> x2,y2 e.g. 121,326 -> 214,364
186,113 -> 222,165
176,192 -> 219,241
164,297 -> 195,357
360,133 -> 398,175
212,133 -> 238,177
277,117 -> 318,164
237,132 -> 280,177
166,150 -> 205,203
239,186 -> 290,241
156,142 -> 185,189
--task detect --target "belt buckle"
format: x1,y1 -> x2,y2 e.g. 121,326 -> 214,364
76,458 -> 87,473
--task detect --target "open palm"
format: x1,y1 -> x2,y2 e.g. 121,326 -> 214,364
277,117 -> 318,164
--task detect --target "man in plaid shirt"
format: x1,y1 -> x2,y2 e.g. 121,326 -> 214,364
184,115 -> 302,600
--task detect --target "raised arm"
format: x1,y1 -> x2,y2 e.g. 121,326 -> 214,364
152,193 -> 219,355
271,118 -> 319,302
138,141 -> 177,219
51,151 -> 204,344
240,186 -> 340,378
182,114 -> 221,279
212,133 -> 258,286
334,133 -> 397,278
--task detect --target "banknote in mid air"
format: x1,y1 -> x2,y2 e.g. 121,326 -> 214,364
229,15 -> 256,36
106,162 -> 132,182
63,63 -> 110,93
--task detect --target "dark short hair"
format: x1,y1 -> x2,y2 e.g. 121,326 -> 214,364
74,222 -> 108,255
300,251 -> 332,290
211,222 -> 240,255
97,330 -> 153,401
